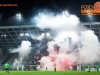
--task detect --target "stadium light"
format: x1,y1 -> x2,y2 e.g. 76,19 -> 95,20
87,15 -> 93,25
88,15 -> 93,19
86,9 -> 93,20
39,13 -> 43,17
4,34 -> 6,37
1,34 -> 7,37
20,33 -> 30,36
41,33 -> 45,36
16,13 -> 21,19
16,13 -> 22,26
1,35 -> 3,37
25,33 -> 29,36
46,33 -> 50,36
20,33 -> 24,36
63,11 -> 69,17
20,33 -> 21,36
39,13 -> 43,15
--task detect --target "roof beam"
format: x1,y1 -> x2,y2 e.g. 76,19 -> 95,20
0,22 -> 100,29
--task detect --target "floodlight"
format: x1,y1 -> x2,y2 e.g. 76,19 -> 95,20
41,13 -> 43,15
20,33 -> 22,36
16,14 -> 18,17
39,13 -> 43,16
21,33 -> 24,36
25,33 -> 29,36
41,33 -> 45,36
16,13 -> 21,19
19,14 -> 21,17
46,33 -> 50,36
4,34 -> 6,37
63,11 -> 69,17
20,33 -> 24,36
1,35 -> 3,37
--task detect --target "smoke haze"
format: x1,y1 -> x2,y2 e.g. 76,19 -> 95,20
12,41 -> 31,67
31,10 -> 100,70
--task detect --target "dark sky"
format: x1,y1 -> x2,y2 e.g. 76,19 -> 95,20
0,0 -> 100,26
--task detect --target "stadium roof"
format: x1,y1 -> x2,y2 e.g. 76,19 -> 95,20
0,22 -> 100,50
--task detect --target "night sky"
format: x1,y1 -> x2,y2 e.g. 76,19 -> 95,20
0,0 -> 100,26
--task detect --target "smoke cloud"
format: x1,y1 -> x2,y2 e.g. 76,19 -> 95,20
12,41 -> 31,67
32,10 -> 100,70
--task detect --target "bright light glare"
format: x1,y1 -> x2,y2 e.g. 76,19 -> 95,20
63,11 -> 69,16
16,13 -> 21,19
19,14 -> 21,17
25,33 -> 29,36
1,35 -> 3,37
1,34 -> 6,37
20,33 -> 24,36
41,33 -> 45,36
46,33 -> 50,36
4,34 -> 6,37
88,15 -> 92,18
16,14 -> 18,17
87,14 -> 93,21
39,13 -> 43,16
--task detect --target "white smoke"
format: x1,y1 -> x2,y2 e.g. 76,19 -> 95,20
12,41 -> 31,67
31,33 -> 44,41
37,33 -> 45,41
79,30 -> 100,64
34,14 -> 80,32
32,11 -> 100,70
